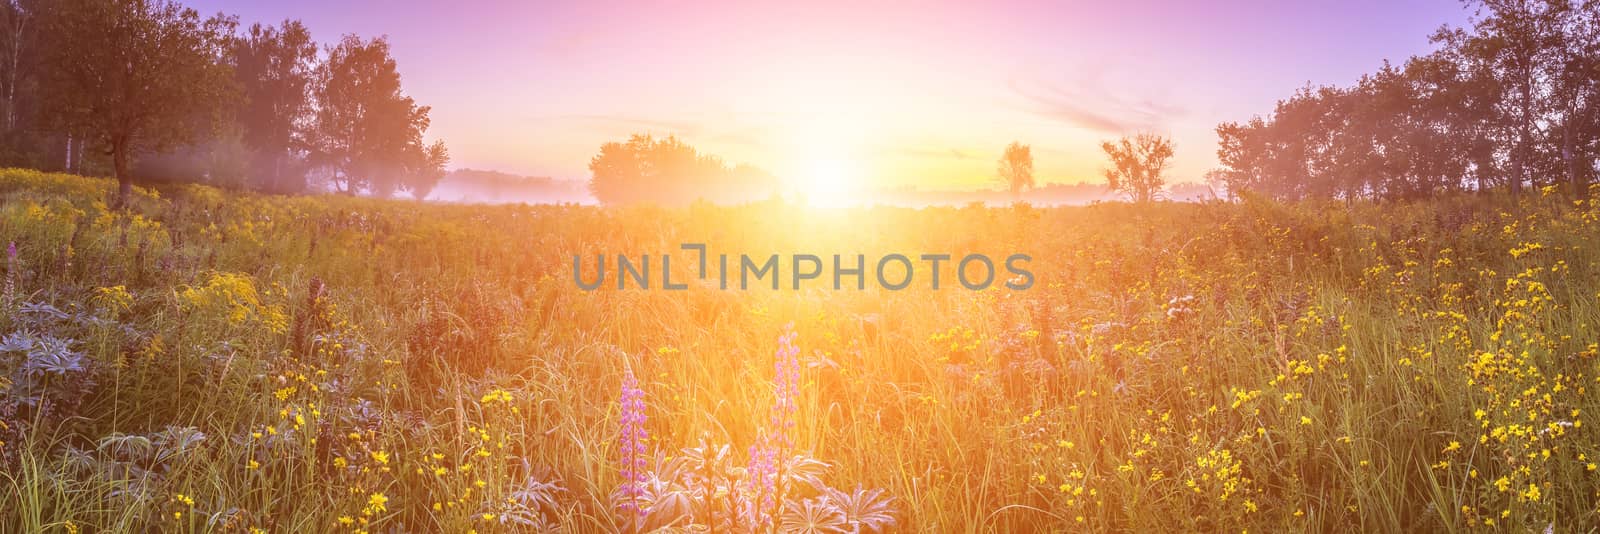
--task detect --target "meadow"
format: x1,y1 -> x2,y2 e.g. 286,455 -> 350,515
3,168 -> 1600,532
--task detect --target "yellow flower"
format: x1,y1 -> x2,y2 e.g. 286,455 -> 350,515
365,492 -> 389,515
480,389 -> 514,404
1522,483 -> 1541,502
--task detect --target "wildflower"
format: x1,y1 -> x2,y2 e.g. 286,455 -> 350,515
748,324 -> 804,526
480,389 -> 513,404
1522,483 -> 1542,502
771,324 -> 801,451
364,492 -> 388,516
617,368 -> 648,517
746,430 -> 777,525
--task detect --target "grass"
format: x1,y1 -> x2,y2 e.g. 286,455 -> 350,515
2,167 -> 1600,532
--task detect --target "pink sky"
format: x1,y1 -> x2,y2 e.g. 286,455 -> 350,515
187,0 -> 1471,190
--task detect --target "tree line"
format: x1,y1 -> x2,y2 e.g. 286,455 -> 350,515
993,1 -> 1600,205
1210,0 -> 1600,201
0,0 -> 447,205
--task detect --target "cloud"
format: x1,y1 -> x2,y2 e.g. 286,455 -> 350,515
536,114 -> 705,136
891,146 -> 977,161
1009,71 -> 1185,134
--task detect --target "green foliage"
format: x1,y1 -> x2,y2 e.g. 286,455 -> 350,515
40,0 -> 238,203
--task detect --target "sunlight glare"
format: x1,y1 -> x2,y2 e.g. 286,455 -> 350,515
796,156 -> 859,206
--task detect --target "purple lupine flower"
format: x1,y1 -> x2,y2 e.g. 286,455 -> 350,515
745,430 -> 777,526
771,324 -> 801,452
745,324 -> 803,529
617,368 -> 649,517
5,242 -> 14,262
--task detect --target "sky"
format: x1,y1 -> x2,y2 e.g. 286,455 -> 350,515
185,0 -> 1474,192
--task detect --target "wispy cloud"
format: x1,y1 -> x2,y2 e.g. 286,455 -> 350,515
891,146 -> 978,161
1009,69 -> 1185,134
536,114 -> 705,136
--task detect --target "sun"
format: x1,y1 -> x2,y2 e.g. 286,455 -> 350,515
777,113 -> 874,207
797,156 -> 859,204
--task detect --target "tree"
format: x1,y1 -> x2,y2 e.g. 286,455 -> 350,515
309,34 -> 439,197
0,0 -> 50,169
1212,0 -> 1600,202
588,134 -> 777,205
0,0 -> 39,135
997,141 -> 1034,199
1101,133 -> 1174,203
404,140 -> 449,200
40,0 -> 237,206
228,20 -> 318,193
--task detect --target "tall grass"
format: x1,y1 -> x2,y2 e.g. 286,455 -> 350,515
2,167 -> 1599,531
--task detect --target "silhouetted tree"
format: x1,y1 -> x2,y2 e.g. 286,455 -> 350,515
998,141 -> 1034,199
588,134 -> 777,205
405,140 -> 449,200
40,0 -> 237,206
1218,0 -> 1600,201
309,34 -> 441,197
1101,133 -> 1173,203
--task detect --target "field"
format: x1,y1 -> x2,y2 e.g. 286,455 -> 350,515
4,168 -> 1600,532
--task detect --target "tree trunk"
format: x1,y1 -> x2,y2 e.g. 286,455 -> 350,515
113,143 -> 131,209
1573,103 -> 1592,199
1565,122 -> 1581,198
